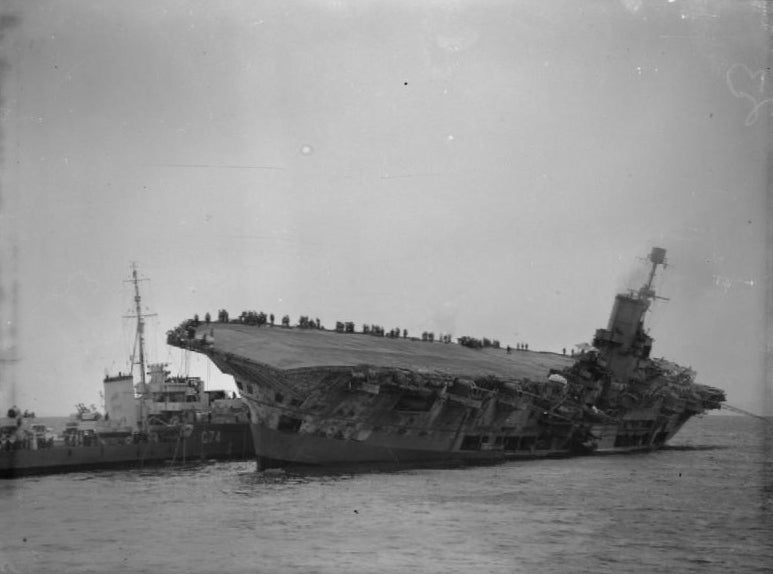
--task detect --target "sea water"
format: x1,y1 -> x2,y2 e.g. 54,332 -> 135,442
1,416 -> 771,574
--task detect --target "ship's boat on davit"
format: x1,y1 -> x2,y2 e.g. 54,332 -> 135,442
167,248 -> 726,470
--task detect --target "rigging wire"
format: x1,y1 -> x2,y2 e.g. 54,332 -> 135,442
722,404 -> 772,423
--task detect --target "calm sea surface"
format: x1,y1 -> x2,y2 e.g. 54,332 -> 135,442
1,415 -> 771,573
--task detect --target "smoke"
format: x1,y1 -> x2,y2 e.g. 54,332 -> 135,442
615,261 -> 650,295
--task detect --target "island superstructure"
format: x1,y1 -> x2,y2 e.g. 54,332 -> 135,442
168,248 -> 725,469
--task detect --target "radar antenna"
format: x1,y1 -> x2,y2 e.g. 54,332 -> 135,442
638,247 -> 669,302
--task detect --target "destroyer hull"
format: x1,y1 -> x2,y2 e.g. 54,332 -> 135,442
0,422 -> 253,478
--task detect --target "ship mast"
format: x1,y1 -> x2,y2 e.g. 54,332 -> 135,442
637,247 -> 668,302
124,263 -> 156,392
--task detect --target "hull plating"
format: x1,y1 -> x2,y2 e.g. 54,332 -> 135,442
220,357 -> 702,468
0,423 -> 253,478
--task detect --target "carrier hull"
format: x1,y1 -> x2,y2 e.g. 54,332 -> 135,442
246,415 -> 691,470
186,335 -> 715,470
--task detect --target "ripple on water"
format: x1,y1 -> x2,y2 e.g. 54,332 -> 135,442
1,416 -> 771,574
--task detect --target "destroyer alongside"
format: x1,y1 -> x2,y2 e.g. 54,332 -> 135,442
1,266 -> 252,478
168,248 -> 725,469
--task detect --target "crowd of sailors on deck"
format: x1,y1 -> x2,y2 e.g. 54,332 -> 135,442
2,431 -> 29,451
170,309 -> 602,358
1,409 -> 55,451
6,407 -> 35,419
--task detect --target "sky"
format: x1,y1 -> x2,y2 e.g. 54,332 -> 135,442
0,0 -> 769,416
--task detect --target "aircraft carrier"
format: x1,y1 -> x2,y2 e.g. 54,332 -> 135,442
167,248 -> 725,470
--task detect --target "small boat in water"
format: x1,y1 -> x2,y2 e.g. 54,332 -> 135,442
1,265 -> 253,478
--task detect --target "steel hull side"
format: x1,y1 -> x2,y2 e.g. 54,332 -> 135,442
246,408 -> 703,467
216,355 -> 709,469
0,423 -> 253,478
249,423 -> 512,466
248,421 -> 694,468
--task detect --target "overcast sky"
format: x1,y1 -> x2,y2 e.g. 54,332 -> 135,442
0,0 -> 769,416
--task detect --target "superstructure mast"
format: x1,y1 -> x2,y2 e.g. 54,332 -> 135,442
124,263 -> 156,393
592,247 -> 669,382
637,246 -> 668,302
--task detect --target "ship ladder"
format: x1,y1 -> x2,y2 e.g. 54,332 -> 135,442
171,437 -> 179,466
169,434 -> 187,466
